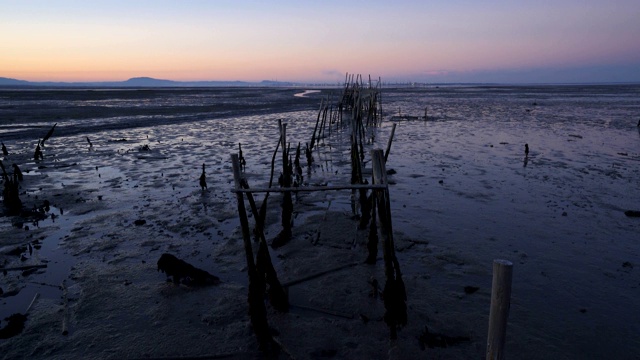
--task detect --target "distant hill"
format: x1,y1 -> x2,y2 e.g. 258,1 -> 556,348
0,77 -> 31,86
122,77 -> 179,86
0,76 -> 297,88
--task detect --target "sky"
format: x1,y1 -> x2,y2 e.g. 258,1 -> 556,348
1,0 -> 640,84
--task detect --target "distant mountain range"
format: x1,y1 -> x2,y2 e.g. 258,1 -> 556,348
0,76 -> 296,87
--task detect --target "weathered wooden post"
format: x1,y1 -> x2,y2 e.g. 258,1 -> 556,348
378,76 -> 383,122
310,99 -> 323,152
231,154 -> 272,351
272,120 -> 293,248
365,196 -> 378,264
240,181 -> 290,313
371,149 -> 407,340
486,259 -> 513,360
238,143 -> 246,171
384,123 -> 396,163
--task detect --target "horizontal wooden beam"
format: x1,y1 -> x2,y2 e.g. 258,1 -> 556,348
231,183 -> 387,194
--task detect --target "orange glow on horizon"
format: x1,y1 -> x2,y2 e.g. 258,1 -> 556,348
1,1 -> 639,83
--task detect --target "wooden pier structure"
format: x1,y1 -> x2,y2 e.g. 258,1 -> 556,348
230,74 -> 407,353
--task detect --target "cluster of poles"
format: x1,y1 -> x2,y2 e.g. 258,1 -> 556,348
230,74 -> 408,354
232,73 -> 513,358
1,123 -> 56,215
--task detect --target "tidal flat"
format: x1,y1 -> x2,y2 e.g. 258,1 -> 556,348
1,85 -> 639,359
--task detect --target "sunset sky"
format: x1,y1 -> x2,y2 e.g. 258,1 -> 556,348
2,0 -> 639,84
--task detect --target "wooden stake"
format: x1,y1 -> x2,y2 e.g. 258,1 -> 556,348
310,100 -> 323,152
486,259 -> 513,360
371,149 -> 406,339
231,154 -> 272,351
378,76 -> 383,121
241,180 -> 289,312
232,154 -> 258,278
384,123 -> 397,163
273,121 -> 293,248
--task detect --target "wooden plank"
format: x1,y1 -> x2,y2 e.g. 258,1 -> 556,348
0,264 -> 47,272
231,184 -> 387,194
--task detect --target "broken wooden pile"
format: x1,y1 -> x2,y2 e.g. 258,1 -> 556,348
230,74 -> 407,355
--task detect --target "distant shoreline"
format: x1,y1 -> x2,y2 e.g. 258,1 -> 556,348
2,76 -> 639,89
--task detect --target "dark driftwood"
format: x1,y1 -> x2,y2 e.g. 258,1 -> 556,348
0,264 -> 47,272
130,353 -> 244,360
290,303 -> 354,319
282,260 -> 364,288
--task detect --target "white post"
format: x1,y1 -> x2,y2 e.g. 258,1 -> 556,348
486,259 -> 513,360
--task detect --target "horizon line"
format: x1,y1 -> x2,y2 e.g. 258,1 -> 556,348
2,75 -> 640,88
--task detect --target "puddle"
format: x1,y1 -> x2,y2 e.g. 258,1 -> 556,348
294,90 -> 321,98
0,207 -> 97,321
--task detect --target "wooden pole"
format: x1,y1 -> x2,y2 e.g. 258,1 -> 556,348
232,154 -> 258,277
486,259 -> 513,360
371,150 -> 393,279
231,154 -> 272,351
378,76 -> 383,121
310,99 -> 323,151
371,149 -> 407,339
273,121 -> 293,248
241,181 -> 289,312
384,123 -> 397,163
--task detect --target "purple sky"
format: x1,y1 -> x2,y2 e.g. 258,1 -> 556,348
2,0 -> 639,83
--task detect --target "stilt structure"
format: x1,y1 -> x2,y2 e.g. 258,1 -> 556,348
230,74 -> 406,349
